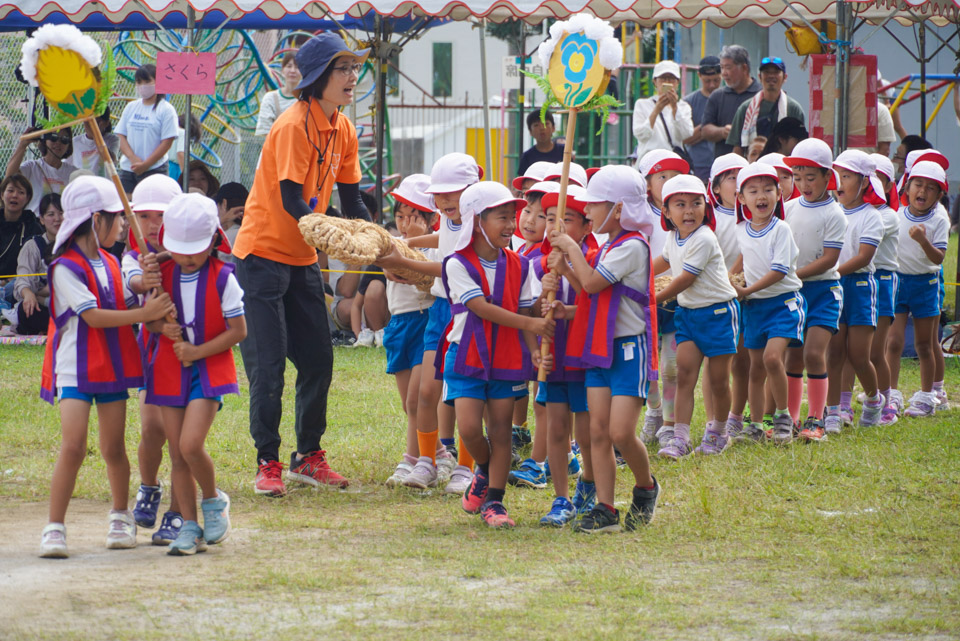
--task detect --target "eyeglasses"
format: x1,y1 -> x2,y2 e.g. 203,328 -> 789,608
333,63 -> 363,77
760,57 -> 784,66
43,134 -> 71,145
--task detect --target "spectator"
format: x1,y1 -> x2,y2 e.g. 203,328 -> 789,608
633,60 -> 694,164
728,57 -> 804,157
13,193 -> 61,334
255,52 -> 302,137
683,56 -> 723,182
893,135 -> 932,178
0,174 -> 43,307
187,160 -> 220,197
517,109 -> 564,176
5,130 -> 78,214
701,45 -> 761,159
758,117 -> 808,157
116,63 -> 179,195
214,181 -> 249,257
71,109 -> 118,177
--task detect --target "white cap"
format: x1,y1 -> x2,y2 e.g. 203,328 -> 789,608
834,150 -> 886,207
899,149 -> 949,193
160,192 -> 221,255
131,173 -> 182,212
544,162 -> 588,188
756,153 -> 791,174
906,160 -> 947,193
524,181 -> 561,196
662,174 -> 708,202
638,149 -> 690,177
735,162 -> 785,221
512,160 -> 555,191
709,153 -> 749,184
580,165 -> 654,236
456,181 -> 525,251
389,174 -> 435,213
425,153 -> 482,194
54,176 -> 124,254
653,60 -> 681,80
871,153 -> 896,183
784,138 -> 833,170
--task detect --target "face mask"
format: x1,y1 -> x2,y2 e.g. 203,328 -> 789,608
137,84 -> 157,100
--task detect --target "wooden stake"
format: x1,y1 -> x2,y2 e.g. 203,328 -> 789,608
537,107 -> 578,382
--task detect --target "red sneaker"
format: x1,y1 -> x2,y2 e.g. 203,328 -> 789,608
288,450 -> 350,489
254,460 -> 286,496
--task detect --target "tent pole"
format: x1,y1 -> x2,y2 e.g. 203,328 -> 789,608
920,23 -> 927,138
479,20 -> 493,177
833,1 -> 844,154
183,6 -> 194,191
375,15 -> 386,218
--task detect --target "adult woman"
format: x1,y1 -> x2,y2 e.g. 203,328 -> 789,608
5,130 -> 78,214
0,175 -> 43,307
14,193 -> 62,334
187,160 -> 220,197
632,60 -> 694,164
233,32 -> 371,496
115,63 -> 179,195
255,52 -> 302,136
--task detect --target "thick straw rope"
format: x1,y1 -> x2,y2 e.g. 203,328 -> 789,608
654,272 -> 748,302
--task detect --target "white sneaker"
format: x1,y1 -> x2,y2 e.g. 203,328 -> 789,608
403,458 -> 438,489
443,465 -> 473,495
40,523 -> 68,558
934,388 -> 949,412
354,328 -> 375,347
374,328 -> 385,348
385,461 -> 414,487
641,407 -> 663,444
436,449 -> 457,485
106,510 -> 137,549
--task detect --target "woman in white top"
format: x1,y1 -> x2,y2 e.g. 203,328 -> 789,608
255,52 -> 301,136
632,60 -> 694,165
71,109 -> 119,177
115,64 -> 179,195
5,130 -> 78,214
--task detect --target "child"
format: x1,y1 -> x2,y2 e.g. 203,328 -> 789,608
885,160 -> 950,417
781,139 -> 846,439
534,186 -> 598,525
378,175 -> 437,487
147,193 -> 246,555
123,174 -> 184,544
14,193 -> 62,335
823,150 -> 885,432
545,162 -> 589,188
439,181 -> 553,528
653,175 -> 739,456
71,108 -> 119,177
731,163 -> 804,444
636,150 -> 688,448
511,161 -> 556,195
115,64 -> 179,195
550,164 -> 660,533
39,176 -> 175,558
758,153 -> 800,201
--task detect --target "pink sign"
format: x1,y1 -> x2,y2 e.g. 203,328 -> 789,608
156,51 -> 216,95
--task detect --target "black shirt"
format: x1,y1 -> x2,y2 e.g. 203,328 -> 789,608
0,210 -> 43,280
701,78 -> 762,158
517,142 -> 565,176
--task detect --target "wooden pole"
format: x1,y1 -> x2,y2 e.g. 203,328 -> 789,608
20,116 -> 94,141
537,107 -> 577,382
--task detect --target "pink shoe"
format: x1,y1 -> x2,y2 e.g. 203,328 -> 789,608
657,437 -> 692,460
461,469 -> 489,514
480,501 -> 515,528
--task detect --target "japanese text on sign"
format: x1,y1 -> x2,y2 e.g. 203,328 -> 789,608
156,51 -> 217,95
502,57 -> 544,90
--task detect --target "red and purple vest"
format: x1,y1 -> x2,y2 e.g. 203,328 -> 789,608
40,246 -> 144,404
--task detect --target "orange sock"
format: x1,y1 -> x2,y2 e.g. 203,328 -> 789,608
417,431 -> 438,465
457,437 -> 474,470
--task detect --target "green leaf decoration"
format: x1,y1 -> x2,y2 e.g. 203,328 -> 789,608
519,68 -> 622,135
80,88 -> 96,110
93,46 -> 116,118
58,102 -> 79,117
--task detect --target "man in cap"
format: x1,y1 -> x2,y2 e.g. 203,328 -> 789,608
682,56 -> 723,182
728,56 -> 805,158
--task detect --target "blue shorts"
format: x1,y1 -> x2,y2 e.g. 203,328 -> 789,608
799,279 -> 842,333
895,273 -> 941,319
535,380 -> 589,413
838,273 -> 878,327
874,270 -> 899,319
423,297 -> 451,354
657,300 -> 677,335
742,292 -> 806,350
58,387 -> 128,404
584,335 -> 650,398
383,310 -> 429,374
939,268 -> 945,307
168,365 -> 223,409
676,300 -> 740,357
442,343 -> 527,406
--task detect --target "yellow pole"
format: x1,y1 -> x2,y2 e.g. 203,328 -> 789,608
926,82 -> 954,131
890,80 -> 912,114
656,24 -> 662,63
701,22 -> 706,60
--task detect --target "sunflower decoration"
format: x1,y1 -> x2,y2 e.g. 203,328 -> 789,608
523,14 -> 623,134
19,24 -> 116,127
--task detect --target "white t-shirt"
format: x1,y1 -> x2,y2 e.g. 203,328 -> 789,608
121,252 -> 143,301
167,127 -> 184,167
647,203 -> 668,262
784,196 -> 846,282
444,251 -> 535,344
52,257 -> 135,388
896,206 -> 949,275
255,91 -> 299,136
838,203 -> 883,273
596,235 -> 651,337
115,99 -> 179,172
713,205 -> 740,271
430,217 -> 463,299
177,269 -> 245,344
872,205 -> 901,272
736,217 -> 803,299
662,225 -> 737,308
19,158 -> 77,214
387,248 -> 435,315
71,132 -> 119,177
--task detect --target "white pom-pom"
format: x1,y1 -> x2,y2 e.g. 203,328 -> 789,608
549,20 -> 568,41
566,14 -> 593,34
18,23 -> 102,87
538,40 -> 555,69
598,38 -> 624,71
584,19 -> 615,42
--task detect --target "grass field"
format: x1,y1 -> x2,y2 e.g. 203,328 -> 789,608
1,339 -> 958,640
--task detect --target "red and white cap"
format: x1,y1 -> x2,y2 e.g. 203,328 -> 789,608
757,152 -> 791,174
457,181 -> 525,251
524,181 -> 561,197
160,192 -> 230,255
871,153 -> 899,208
899,149 -> 950,193
54,176 -> 124,254
638,149 -> 690,177
661,174 -> 716,231
131,174 -> 182,212
389,173 -> 435,213
708,153 -> 748,206
833,150 -> 886,207
541,184 -> 589,216
544,161 -> 588,188
784,137 -> 837,190
425,153 -> 483,194
511,161 -> 555,191
900,160 -> 947,206
736,162 -> 785,222
581,165 -> 654,236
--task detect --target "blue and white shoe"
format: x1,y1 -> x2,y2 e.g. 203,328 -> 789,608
133,484 -> 162,528
539,496 -> 576,527
152,511 -> 183,546
543,453 -> 581,480
167,520 -> 207,556
200,490 -> 230,544
572,478 -> 596,515
508,458 -> 546,489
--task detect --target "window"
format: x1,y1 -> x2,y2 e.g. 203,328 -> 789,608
432,42 -> 452,98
